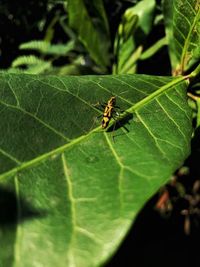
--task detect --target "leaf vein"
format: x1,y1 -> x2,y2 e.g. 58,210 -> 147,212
185,0 -> 196,16
166,91 -> 191,121
0,100 -> 70,142
14,175 -> 22,265
0,147 -> 21,164
110,77 -> 149,98
180,4 -> 200,69
7,80 -> 20,107
76,227 -> 103,245
38,77 -> 100,112
156,99 -> 188,144
135,112 -> 169,160
104,132 -> 124,208
173,22 -> 187,41
173,2 -> 192,27
62,153 -> 76,267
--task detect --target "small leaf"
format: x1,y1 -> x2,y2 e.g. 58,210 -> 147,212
0,73 -> 192,267
163,0 -> 200,74
128,0 -> 156,35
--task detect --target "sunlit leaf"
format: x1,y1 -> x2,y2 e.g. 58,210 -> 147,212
0,73 -> 192,267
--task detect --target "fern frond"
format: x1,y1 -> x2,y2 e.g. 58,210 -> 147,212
7,68 -> 25,74
11,55 -> 51,74
20,40 -> 48,52
11,55 -> 46,67
19,40 -> 75,55
25,62 -> 52,74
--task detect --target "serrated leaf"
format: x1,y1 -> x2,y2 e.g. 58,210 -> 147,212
19,40 -> 75,56
11,55 -> 51,74
0,73 -> 192,267
163,0 -> 200,74
11,55 -> 46,67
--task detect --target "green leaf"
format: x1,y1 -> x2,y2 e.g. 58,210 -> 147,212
127,0 -> 156,36
11,55 -> 51,74
68,0 -> 110,68
19,40 -> 75,56
0,73 -> 192,267
89,0 -> 110,35
140,37 -> 167,60
196,98 -> 200,127
163,0 -> 200,74
11,55 -> 47,67
113,0 -> 156,74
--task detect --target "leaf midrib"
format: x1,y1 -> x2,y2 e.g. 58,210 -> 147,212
0,75 -> 187,181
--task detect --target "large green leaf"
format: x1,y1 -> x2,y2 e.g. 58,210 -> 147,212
163,0 -> 200,74
0,73 -> 192,267
68,0 -> 110,69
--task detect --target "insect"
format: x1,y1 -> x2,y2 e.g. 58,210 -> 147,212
96,95 -> 130,141
92,93 -> 136,139
101,96 -> 118,129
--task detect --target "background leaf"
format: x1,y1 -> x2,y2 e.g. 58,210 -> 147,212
19,40 -> 75,56
113,0 -> 156,74
0,73 -> 192,267
140,37 -> 167,60
163,0 -> 200,74
68,0 -> 110,69
11,56 -> 52,74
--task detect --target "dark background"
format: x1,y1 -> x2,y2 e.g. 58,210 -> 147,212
0,0 -> 170,74
0,1 -> 199,266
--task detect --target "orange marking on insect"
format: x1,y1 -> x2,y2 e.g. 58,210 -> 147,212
101,96 -> 116,129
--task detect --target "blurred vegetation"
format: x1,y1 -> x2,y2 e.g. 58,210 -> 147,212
0,1 -> 200,266
0,0 -> 170,75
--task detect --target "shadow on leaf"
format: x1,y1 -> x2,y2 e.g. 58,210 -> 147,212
106,126 -> 200,267
106,112 -> 133,133
0,186 -> 47,226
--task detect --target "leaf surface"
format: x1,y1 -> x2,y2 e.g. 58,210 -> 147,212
68,0 -> 110,68
0,73 -> 192,267
163,0 -> 200,74
113,0 -> 156,74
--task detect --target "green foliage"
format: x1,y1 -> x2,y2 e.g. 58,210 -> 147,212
0,73 -> 192,266
113,0 -> 156,74
19,40 -> 75,56
10,55 -> 51,74
0,0 -> 200,266
68,0 -> 111,69
163,0 -> 200,74
12,55 -> 45,67
140,37 -> 167,60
